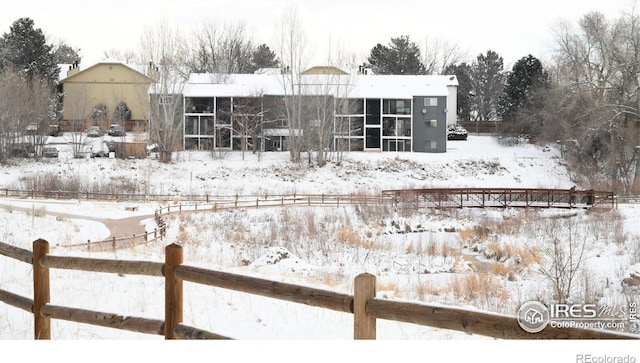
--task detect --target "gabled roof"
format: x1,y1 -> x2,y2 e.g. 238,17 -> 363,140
301,66 -> 349,75
59,60 -> 155,83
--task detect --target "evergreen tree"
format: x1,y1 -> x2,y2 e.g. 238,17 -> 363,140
498,55 -> 549,121
252,44 -> 279,70
52,42 -> 81,64
367,35 -> 425,75
92,103 -> 108,122
114,101 -> 132,122
0,18 -> 59,88
469,50 -> 505,121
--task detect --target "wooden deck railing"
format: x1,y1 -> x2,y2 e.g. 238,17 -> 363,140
0,239 -> 637,340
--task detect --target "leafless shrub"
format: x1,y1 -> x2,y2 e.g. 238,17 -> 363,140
587,210 -> 626,245
538,218 -> 589,303
303,208 -> 317,236
14,171 -> 142,195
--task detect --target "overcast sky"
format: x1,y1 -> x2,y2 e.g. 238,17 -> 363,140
1,0 -> 636,70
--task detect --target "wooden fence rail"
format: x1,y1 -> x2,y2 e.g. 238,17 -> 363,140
0,239 -> 637,340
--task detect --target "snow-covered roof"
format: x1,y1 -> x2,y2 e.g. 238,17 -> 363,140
58,59 -> 155,82
183,72 -> 457,99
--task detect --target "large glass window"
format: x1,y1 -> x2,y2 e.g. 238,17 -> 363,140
365,99 -> 380,125
337,98 -> 364,115
185,116 -> 198,135
397,117 -> 411,137
185,97 -> 214,113
350,117 -> 364,136
200,117 -> 214,135
216,97 -> 231,124
233,97 -> 262,115
383,99 -> 411,115
215,127 -> 231,148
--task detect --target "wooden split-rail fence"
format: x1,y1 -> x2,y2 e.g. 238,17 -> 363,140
0,240 -> 637,340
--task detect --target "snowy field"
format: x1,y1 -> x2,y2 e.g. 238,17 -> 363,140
0,135 -> 638,361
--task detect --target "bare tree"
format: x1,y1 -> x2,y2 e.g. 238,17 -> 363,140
183,20 -> 255,74
422,36 -> 468,75
63,84 -> 94,158
102,48 -> 138,63
548,8 -> 640,194
138,21 -> 187,163
539,219 -> 589,303
0,67 -> 56,160
231,93 -> 271,161
276,5 -> 312,163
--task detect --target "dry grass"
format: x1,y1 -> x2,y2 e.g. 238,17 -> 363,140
376,279 -> 403,299
177,223 -> 190,244
458,225 -> 491,242
484,240 -> 542,268
32,205 -> 47,217
450,273 -> 510,310
336,226 -> 373,249
412,279 -> 445,298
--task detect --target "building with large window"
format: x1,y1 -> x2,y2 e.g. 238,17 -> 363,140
177,67 -> 458,153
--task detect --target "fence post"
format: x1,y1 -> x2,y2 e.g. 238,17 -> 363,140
33,239 -> 51,339
354,273 -> 376,340
112,237 -> 116,250
165,243 -> 183,339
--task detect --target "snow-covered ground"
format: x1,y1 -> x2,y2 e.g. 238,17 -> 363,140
0,135 -> 638,361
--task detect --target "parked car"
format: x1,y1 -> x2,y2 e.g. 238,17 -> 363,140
108,124 -> 126,137
85,126 -> 104,137
26,123 -> 39,134
42,146 -> 59,158
447,124 -> 468,141
48,125 -> 63,137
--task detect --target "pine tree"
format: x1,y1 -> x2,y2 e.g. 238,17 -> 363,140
252,44 -> 279,70
498,55 -> 549,122
114,101 -> 132,122
0,18 -> 59,88
469,50 -> 505,121
52,42 -> 81,64
367,35 -> 425,75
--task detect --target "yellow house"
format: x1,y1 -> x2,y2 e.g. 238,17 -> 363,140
60,61 -> 158,132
